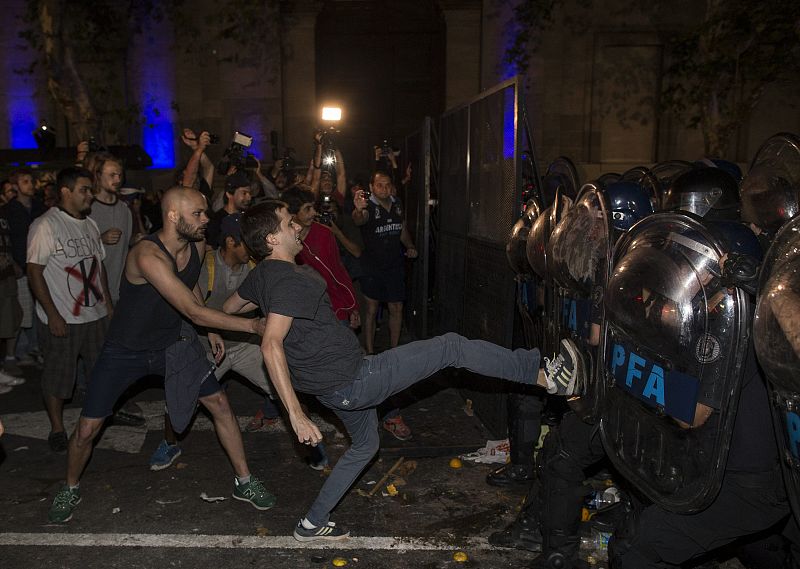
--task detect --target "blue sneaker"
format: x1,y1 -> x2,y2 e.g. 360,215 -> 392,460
149,440 -> 182,471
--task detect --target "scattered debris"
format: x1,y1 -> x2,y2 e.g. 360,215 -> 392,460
176,462 -> 188,470
460,439 -> 509,465
449,457 -> 463,469
13,446 -> 28,452
256,527 -> 269,537
155,498 -> 184,505
463,399 -> 474,417
332,557 -> 348,567
111,507 -> 121,514
384,484 -> 399,497
453,551 -> 468,563
200,492 -> 227,503
368,457 -> 405,497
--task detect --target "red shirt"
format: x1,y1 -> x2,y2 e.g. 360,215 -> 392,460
297,222 -> 358,320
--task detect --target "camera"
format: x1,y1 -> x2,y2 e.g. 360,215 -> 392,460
281,147 -> 296,173
218,131 -> 255,172
380,139 -> 400,158
316,193 -> 337,226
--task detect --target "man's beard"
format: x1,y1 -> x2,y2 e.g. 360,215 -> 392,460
177,217 -> 206,242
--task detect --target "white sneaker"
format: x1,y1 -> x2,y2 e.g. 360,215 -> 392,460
0,370 -> 25,386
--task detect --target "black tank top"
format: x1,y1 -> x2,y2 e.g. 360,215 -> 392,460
106,234 -> 201,351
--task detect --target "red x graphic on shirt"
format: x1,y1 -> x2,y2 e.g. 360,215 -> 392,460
64,257 -> 104,316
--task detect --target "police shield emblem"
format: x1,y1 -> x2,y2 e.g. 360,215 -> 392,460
547,184 -> 612,421
600,212 -> 751,512
754,215 -> 800,523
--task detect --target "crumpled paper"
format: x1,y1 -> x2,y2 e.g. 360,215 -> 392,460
459,439 -> 510,465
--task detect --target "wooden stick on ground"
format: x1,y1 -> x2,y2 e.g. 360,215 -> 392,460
367,456 -> 405,497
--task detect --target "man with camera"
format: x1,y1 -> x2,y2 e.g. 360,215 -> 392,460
352,170 -> 417,440
206,171 -> 253,249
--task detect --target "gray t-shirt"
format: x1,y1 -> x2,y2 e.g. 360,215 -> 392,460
238,260 -> 362,395
89,198 -> 132,303
198,249 -> 256,345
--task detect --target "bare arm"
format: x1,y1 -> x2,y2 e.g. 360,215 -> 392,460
328,220 -> 362,258
27,263 -> 66,337
335,149 -> 346,198
261,313 -> 323,444
132,242 -> 262,334
100,262 -> 114,316
222,290 -> 259,315
400,223 -> 417,258
352,189 -> 368,226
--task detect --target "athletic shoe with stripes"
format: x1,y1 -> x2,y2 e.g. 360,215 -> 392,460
293,519 -> 350,542
543,339 -> 584,397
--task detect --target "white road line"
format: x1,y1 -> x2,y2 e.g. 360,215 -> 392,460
0,532 -> 493,551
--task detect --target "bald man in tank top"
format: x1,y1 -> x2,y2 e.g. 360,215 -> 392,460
48,187 -> 275,524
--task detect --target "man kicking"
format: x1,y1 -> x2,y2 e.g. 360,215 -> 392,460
225,200 -> 567,541
49,187 -> 275,523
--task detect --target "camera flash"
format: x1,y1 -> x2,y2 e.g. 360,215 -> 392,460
321,107 -> 342,122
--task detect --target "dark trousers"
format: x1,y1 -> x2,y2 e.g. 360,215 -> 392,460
610,467 -> 790,568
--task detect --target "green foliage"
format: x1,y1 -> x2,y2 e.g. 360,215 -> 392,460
505,0 -> 800,155
17,0 -> 287,144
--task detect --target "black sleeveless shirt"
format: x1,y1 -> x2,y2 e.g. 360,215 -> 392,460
105,234 -> 201,351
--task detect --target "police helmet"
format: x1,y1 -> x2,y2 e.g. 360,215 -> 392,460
663,167 -> 740,221
604,180 -> 655,232
695,158 -> 743,183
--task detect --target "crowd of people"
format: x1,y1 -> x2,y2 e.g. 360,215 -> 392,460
2,125 -> 797,569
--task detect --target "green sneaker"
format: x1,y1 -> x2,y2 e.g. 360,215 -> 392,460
232,476 -> 276,511
49,485 -> 81,523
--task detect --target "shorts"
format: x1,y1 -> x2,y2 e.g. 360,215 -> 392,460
81,340 -> 222,419
0,291 -> 22,339
201,337 -> 274,396
37,316 -> 108,399
360,265 -> 405,303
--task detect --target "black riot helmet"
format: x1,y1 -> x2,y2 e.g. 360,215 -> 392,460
662,167 -> 740,221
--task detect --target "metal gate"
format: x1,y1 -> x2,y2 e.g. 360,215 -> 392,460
434,77 -> 533,436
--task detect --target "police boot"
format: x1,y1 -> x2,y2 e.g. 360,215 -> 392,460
488,509 -> 543,552
487,392 -> 543,487
530,532 -> 589,569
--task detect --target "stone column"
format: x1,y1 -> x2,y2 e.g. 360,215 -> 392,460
441,0 -> 482,109
281,0 -> 323,157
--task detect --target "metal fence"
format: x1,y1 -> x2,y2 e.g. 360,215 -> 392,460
403,77 -> 533,437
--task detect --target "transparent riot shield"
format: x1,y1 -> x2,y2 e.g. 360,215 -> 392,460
506,199 -> 543,349
741,133 -> 800,236
547,185 -> 612,421
600,212 -> 751,512
526,191 -> 574,358
754,215 -> 800,523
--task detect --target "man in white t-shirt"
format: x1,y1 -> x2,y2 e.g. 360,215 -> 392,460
27,167 -> 113,453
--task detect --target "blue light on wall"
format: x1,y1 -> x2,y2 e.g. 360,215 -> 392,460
503,87 -> 516,159
143,120 -> 175,169
9,98 -> 37,149
135,21 -> 176,169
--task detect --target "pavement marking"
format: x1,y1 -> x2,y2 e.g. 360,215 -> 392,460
1,401 -> 342,454
0,532 -> 494,551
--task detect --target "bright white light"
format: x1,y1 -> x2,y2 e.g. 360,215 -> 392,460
323,155 -> 335,166
41,125 -> 47,131
321,107 -> 342,121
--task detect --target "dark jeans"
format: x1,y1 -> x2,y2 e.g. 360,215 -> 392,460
307,332 -> 540,526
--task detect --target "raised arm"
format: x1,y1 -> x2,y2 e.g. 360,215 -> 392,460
261,313 -> 323,445
335,149 -> 347,198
